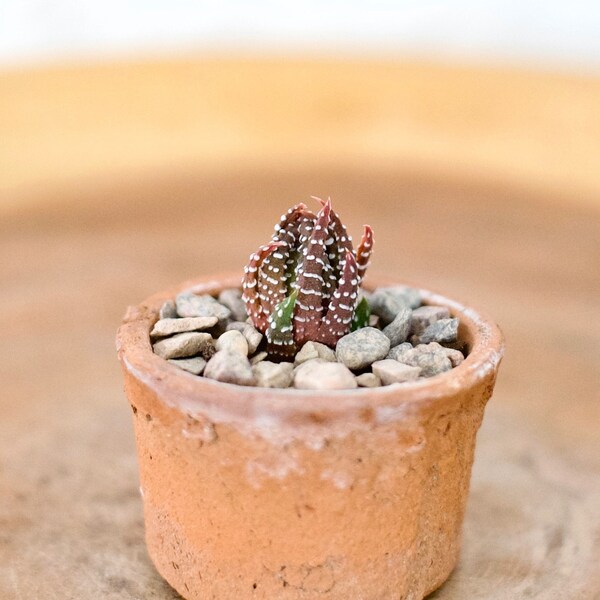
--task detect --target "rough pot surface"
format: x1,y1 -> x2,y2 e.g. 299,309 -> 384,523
116,273 -> 504,600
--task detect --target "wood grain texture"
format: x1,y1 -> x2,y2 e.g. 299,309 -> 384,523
0,59 -> 599,600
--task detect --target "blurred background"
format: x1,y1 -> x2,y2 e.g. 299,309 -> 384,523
1,3 -> 599,599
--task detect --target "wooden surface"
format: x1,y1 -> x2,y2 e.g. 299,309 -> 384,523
2,58 -> 600,212
1,58 -> 599,599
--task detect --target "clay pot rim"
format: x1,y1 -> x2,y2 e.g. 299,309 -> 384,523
116,272 -> 504,418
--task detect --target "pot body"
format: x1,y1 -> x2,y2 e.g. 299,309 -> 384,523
117,275 -> 503,600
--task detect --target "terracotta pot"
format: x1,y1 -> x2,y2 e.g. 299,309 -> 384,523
116,274 -> 504,600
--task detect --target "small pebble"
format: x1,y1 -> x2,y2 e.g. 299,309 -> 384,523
242,325 -> 262,354
336,327 -> 390,370
204,350 -> 255,386
176,292 -> 231,321
313,342 -> 337,361
152,286 -> 466,386
293,357 -> 325,373
410,306 -> 450,335
252,361 -> 294,388
386,342 -> 413,361
159,299 -> 177,319
216,330 -> 249,355
355,372 -> 382,388
403,344 -> 452,377
412,318 -> 458,345
295,341 -> 336,365
152,332 -> 214,360
441,346 -> 465,367
368,314 -> 381,328
369,290 -> 408,325
372,360 -> 421,385
250,351 -> 268,365
294,360 -> 357,390
168,357 -> 206,375
393,343 -> 454,377
226,322 -> 263,354
294,342 -> 318,364
378,285 -> 421,309
218,288 -> 248,322
382,307 -> 412,346
150,316 -> 218,338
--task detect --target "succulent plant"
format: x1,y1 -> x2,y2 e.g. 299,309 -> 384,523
242,198 -> 374,359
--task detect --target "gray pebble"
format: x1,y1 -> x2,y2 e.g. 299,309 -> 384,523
216,330 -> 249,355
412,318 -> 458,345
176,292 -> 231,321
336,327 -> 390,370
355,372 -> 382,388
369,290 -> 408,325
252,361 -> 294,388
295,341 -> 337,365
294,360 -> 357,390
386,342 -> 413,361
150,316 -> 218,338
159,299 -> 177,319
204,350 -> 255,386
394,342 -> 453,377
226,321 -> 246,332
410,306 -> 450,335
218,288 -> 248,322
378,285 -> 421,309
407,345 -> 452,377
372,360 -> 421,385
382,307 -> 412,346
152,332 -> 214,360
167,356 -> 206,375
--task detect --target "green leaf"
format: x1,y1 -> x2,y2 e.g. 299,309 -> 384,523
266,289 -> 298,356
351,296 -> 370,331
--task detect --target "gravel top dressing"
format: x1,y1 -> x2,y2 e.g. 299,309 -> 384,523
151,285 -> 465,390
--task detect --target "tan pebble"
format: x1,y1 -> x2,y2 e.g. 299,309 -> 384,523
355,372 -> 382,388
294,361 -> 357,390
226,321 -> 263,354
216,330 -> 249,355
294,342 -> 319,365
441,346 -> 465,367
252,361 -> 294,388
250,351 -> 268,365
372,360 -> 421,385
152,332 -> 213,360
168,357 -> 206,375
151,316 -> 218,338
204,350 -> 255,386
